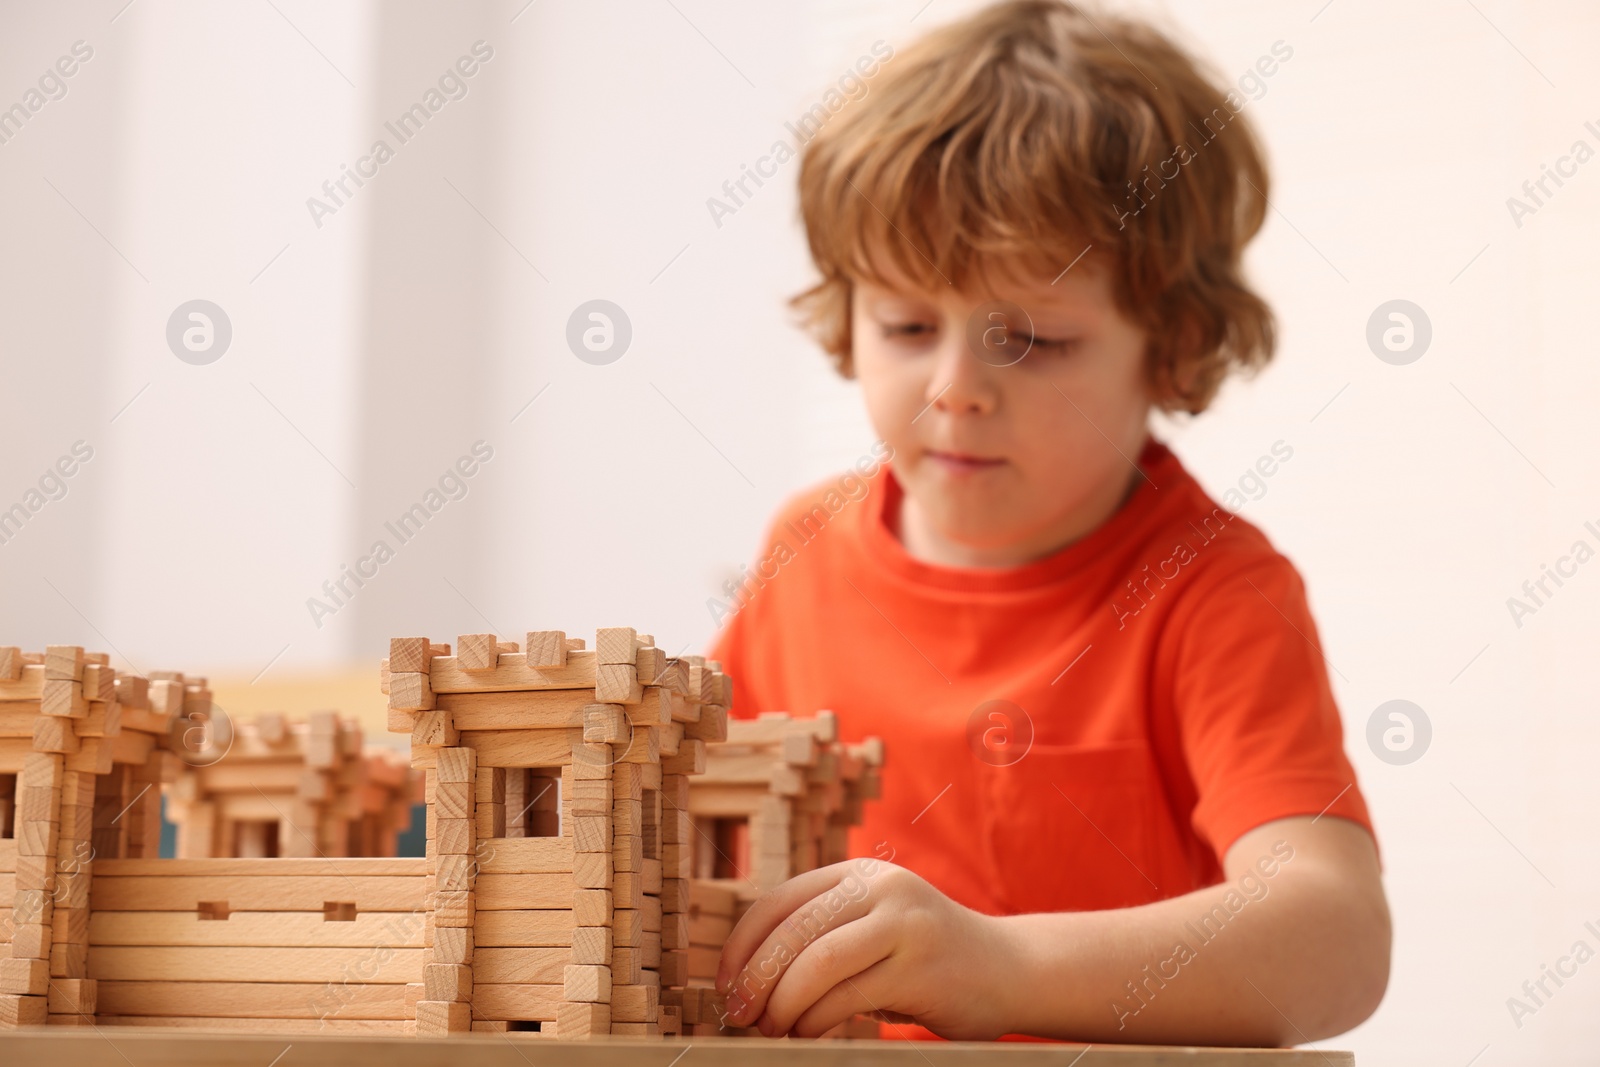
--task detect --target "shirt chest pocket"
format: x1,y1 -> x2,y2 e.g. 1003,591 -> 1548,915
979,739 -> 1172,914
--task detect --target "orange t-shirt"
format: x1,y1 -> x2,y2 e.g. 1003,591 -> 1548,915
710,437 -> 1376,922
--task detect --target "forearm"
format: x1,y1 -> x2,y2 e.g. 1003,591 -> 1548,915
984,828 -> 1390,1044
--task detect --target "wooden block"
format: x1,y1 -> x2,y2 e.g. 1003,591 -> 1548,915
661,807 -> 690,846
473,873 -> 576,910
424,963 -> 472,1001
386,708 -> 417,734
17,753 -> 62,792
41,680 -> 86,719
0,957 -> 48,996
572,926 -> 613,966
112,674 -> 149,709
662,739 -> 705,777
572,742 -> 613,781
19,786 -> 60,824
389,638 -> 432,674
583,703 -> 629,744
662,842 -> 691,880
0,647 -> 20,681
432,926 -> 473,965
661,878 -> 688,915
635,646 -> 665,686
435,818 -> 474,855
436,854 -> 473,892
415,999 -> 470,1034
685,704 -> 728,743
572,814 -> 612,853
469,947 -> 567,986
610,764 -> 643,802
437,746 -> 478,783
572,778 -> 614,807
612,797 -> 642,837
77,700 -> 120,738
475,766 -> 507,803
434,890 -> 475,927
611,983 -> 658,1023
46,978 -> 96,1016
783,731 -> 818,766
411,710 -> 456,748
526,631 -> 567,669
640,857 -> 659,902
457,634 -> 498,671
44,646 -> 84,681
596,627 -> 637,665
613,834 -> 643,873
95,980 -> 411,1020
613,909 -> 643,948
50,905 -> 88,946
16,854 -> 55,895
0,995 -> 46,1026
454,729 -> 583,771
424,652 -> 596,696
661,912 -> 690,950
473,910 -> 576,947
19,819 -> 59,857
574,851 -> 612,890
659,949 -> 687,987
147,679 -> 185,716
389,672 -> 435,712
436,781 -> 472,820
611,871 -> 643,911
10,921 -> 49,959
557,1000 -> 609,1037
616,727 -> 659,765
563,964 -> 611,1003
81,664 -> 115,702
610,946 -> 642,985
475,802 -> 506,839
595,664 -> 641,705
574,889 -> 612,927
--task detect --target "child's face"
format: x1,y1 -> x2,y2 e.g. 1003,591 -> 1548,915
851,257 -> 1152,564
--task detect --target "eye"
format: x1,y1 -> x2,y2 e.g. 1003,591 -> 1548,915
880,322 -> 936,340
1020,335 -> 1080,354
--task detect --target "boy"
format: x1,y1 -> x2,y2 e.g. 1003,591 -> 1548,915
708,0 -> 1390,1047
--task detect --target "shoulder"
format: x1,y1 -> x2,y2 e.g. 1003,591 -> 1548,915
759,444 -> 895,553
1137,442 -> 1313,613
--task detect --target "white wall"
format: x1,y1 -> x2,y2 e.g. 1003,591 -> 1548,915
1,1 -> 1597,1062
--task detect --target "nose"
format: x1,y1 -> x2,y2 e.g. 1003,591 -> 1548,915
924,314 -> 999,417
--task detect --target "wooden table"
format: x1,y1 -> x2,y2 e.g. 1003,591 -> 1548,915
0,1029 -> 1354,1065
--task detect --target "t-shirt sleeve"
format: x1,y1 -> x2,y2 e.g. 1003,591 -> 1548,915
707,507 -> 795,722
707,592 -> 760,721
1165,554 -> 1379,868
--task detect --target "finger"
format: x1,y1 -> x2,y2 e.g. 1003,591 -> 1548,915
721,874 -> 877,1026
754,912 -> 893,1037
788,957 -> 902,1039
717,860 -> 870,992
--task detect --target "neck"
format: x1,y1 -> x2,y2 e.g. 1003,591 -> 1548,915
894,461 -> 1146,569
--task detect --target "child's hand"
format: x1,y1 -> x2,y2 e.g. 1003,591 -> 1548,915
714,858 -> 1014,1039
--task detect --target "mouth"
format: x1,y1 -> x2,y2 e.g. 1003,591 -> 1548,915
924,449 -> 1006,474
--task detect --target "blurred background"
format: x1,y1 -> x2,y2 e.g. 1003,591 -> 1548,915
0,0 -> 1596,1062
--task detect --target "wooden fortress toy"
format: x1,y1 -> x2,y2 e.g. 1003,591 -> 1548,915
164,712 -> 415,859
0,634 -> 883,1041
380,627 -> 728,1037
0,647 -> 197,1027
673,711 -> 884,1035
